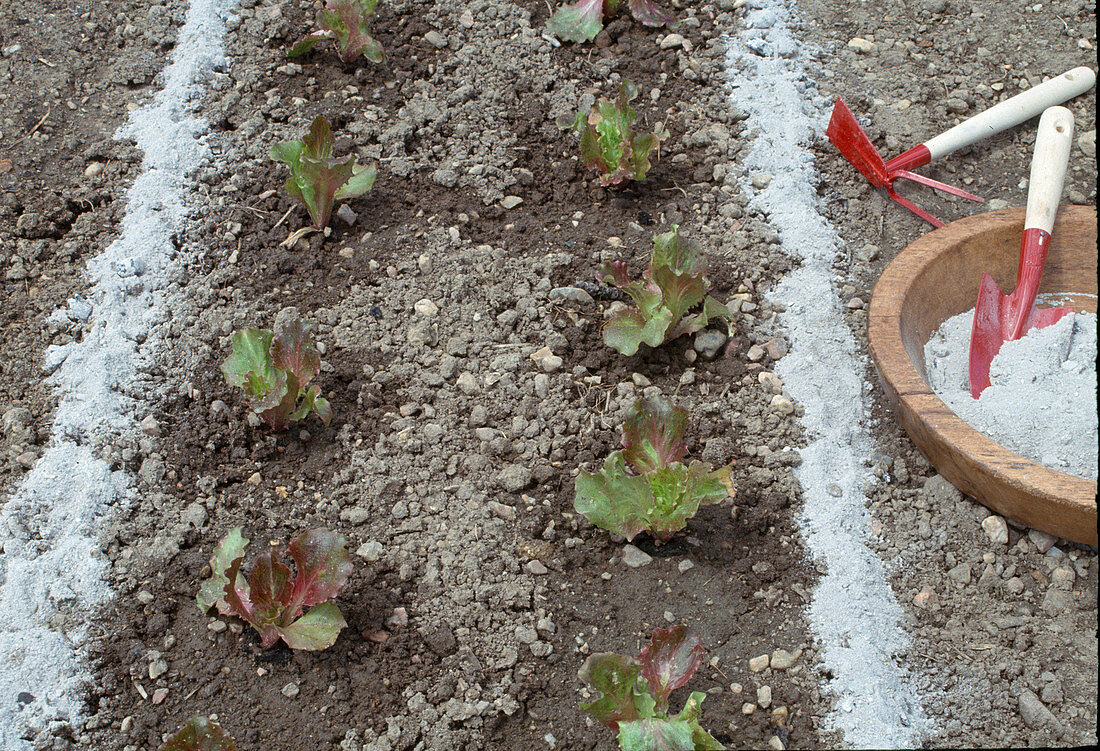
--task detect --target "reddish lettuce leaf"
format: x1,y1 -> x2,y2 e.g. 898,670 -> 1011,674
621,397 -> 689,473
561,81 -> 667,187
287,528 -> 356,609
548,0 -> 672,43
637,625 -> 706,711
289,0 -> 384,64
601,226 -> 734,355
220,309 -> 332,431
271,116 -> 378,229
198,528 -> 352,651
628,0 -> 673,27
574,396 -> 734,542
159,716 -> 237,751
579,627 -> 724,750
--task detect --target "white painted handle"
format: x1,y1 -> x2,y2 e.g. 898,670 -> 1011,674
923,66 -> 1094,160
1025,107 -> 1074,233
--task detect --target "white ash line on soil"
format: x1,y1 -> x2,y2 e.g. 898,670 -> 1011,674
723,1 -> 931,747
0,0 -> 236,747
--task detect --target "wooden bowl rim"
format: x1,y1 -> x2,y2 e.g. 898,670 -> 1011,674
868,206 -> 1097,544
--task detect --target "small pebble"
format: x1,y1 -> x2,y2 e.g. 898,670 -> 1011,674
281,683 -> 299,698
525,560 -> 549,575
749,654 -> 769,672
356,540 -> 383,561
414,298 -> 438,317
1028,529 -> 1057,553
847,37 -> 875,53
386,607 -> 409,628
770,394 -> 795,415
913,587 -> 937,609
757,685 -> 772,709
621,544 -> 653,568
981,515 -> 1009,545
678,559 -> 695,574
336,204 -> 358,226
660,33 -> 687,50
770,648 -> 801,670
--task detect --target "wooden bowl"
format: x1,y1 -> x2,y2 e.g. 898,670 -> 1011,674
868,206 -> 1097,545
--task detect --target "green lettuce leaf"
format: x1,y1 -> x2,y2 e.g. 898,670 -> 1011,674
159,716 -> 237,751
578,652 -> 645,728
574,396 -> 734,542
271,116 -> 377,229
601,227 -> 734,354
196,527 -> 249,614
289,1 -> 384,64
199,528 -> 353,651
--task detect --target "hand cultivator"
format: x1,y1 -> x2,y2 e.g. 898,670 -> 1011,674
827,66 -> 1095,226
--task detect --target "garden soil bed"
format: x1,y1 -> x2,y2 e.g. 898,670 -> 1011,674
0,0 -> 1095,749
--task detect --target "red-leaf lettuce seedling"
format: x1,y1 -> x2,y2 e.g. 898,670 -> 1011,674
560,80 -> 669,188
601,226 -> 734,356
548,0 -> 673,44
196,527 -> 354,651
220,308 -> 333,432
289,0 -> 384,64
574,395 -> 734,542
579,625 -> 724,750
159,716 -> 237,751
271,115 -> 377,229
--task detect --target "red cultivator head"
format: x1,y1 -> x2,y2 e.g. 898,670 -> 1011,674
826,98 -> 982,227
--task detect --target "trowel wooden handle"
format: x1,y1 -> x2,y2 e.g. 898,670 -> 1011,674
923,66 -> 1094,160
1024,107 -> 1074,233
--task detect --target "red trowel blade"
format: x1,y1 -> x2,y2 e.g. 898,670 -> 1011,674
967,273 -> 1074,398
826,98 -> 890,188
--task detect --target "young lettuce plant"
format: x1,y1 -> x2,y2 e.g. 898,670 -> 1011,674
574,396 -> 734,543
220,308 -> 333,432
548,0 -> 673,44
271,115 -> 377,229
159,717 -> 237,751
579,625 -> 724,750
196,527 -> 354,651
289,0 -> 384,64
560,80 -> 668,188
601,226 -> 733,356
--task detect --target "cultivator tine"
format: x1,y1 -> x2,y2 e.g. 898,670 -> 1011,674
892,170 -> 984,202
884,187 -> 946,228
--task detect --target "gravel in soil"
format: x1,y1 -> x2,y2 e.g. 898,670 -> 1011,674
74,1 -> 826,749
0,0 -> 1094,749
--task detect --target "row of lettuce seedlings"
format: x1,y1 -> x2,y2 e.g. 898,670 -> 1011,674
165,2 -> 738,749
